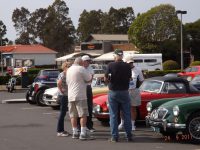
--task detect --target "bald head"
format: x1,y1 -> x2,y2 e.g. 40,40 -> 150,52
74,57 -> 83,66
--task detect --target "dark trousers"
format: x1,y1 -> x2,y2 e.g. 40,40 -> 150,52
77,85 -> 93,129
57,95 -> 68,132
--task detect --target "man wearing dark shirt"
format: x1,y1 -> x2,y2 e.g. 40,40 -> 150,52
105,49 -> 133,142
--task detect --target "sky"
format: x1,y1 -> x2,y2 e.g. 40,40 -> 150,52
0,0 -> 200,41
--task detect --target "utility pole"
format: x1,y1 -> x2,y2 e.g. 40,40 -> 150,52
176,10 -> 187,71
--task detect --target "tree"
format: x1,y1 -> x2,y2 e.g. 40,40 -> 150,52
12,0 -> 75,55
77,7 -> 135,41
185,19 -> 200,60
77,10 -> 103,42
101,7 -> 135,34
128,4 -> 180,57
0,20 -> 8,46
12,7 -> 32,44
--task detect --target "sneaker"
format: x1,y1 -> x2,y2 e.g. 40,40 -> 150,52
132,126 -> 136,131
79,133 -> 95,140
72,133 -> 79,139
57,131 -> 70,137
118,123 -> 124,130
109,137 -> 118,143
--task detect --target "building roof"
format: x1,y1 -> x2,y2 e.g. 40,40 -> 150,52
0,44 -> 57,54
85,34 -> 128,42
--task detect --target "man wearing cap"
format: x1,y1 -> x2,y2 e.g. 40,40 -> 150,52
118,56 -> 144,131
81,55 -> 95,132
105,49 -> 133,142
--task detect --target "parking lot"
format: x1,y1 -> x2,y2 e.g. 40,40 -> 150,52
0,90 -> 199,150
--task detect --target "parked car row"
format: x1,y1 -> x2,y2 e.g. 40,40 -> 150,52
93,76 -> 200,122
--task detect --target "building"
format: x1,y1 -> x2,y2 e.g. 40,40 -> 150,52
81,34 -> 139,55
0,44 -> 57,67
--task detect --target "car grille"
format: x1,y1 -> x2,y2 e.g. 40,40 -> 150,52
44,94 -> 53,99
150,107 -> 168,120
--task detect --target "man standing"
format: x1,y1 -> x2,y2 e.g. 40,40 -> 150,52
81,55 -> 95,132
67,57 -> 93,140
105,49 -> 133,142
118,56 -> 144,131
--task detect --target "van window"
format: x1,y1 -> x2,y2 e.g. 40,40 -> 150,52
134,59 -> 143,63
144,59 -> 157,63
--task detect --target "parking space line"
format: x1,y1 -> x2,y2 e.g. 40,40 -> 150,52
21,107 -> 50,110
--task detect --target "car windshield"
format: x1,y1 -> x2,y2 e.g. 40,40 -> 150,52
162,82 -> 187,94
91,77 -> 105,87
140,80 -> 162,93
191,75 -> 200,83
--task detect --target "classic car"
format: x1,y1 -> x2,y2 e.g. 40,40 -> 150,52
93,76 -> 200,122
178,65 -> 200,81
190,75 -> 200,90
26,69 -> 60,106
43,77 -> 108,109
145,96 -> 200,143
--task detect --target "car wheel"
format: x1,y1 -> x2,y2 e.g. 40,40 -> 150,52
187,113 -> 200,144
25,90 -> 36,104
35,90 -> 46,106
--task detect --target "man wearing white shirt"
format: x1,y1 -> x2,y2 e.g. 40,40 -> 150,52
67,57 -> 94,140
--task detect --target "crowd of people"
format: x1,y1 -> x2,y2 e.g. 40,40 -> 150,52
56,49 -> 144,142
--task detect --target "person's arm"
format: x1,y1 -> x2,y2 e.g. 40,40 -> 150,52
57,73 -> 64,94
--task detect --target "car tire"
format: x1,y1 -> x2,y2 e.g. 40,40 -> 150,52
35,90 -> 46,106
25,90 -> 36,104
187,113 -> 200,144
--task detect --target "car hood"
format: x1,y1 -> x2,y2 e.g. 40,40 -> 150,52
44,87 -> 58,95
160,96 -> 200,108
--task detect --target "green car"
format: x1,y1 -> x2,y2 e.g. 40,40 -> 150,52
146,96 -> 200,143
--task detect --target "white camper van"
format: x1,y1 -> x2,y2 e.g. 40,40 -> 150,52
93,52 -> 163,71
125,53 -> 163,71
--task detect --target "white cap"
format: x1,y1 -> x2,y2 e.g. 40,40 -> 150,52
124,55 -> 134,63
82,55 -> 91,61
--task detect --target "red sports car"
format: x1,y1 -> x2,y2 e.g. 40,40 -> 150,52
93,76 -> 200,122
178,65 -> 200,81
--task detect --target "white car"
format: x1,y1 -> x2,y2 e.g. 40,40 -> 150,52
43,77 -> 107,110
43,87 -> 60,109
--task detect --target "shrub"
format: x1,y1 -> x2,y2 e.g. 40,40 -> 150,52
163,60 -> 180,70
190,61 -> 200,66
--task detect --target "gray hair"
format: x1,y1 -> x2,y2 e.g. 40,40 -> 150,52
74,57 -> 83,65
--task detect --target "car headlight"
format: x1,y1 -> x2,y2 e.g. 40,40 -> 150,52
173,105 -> 180,116
52,95 -> 58,101
146,102 -> 152,112
94,105 -> 101,112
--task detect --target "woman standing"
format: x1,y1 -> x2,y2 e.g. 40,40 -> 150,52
57,62 -> 71,137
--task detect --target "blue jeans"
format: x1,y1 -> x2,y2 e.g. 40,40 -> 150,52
57,95 -> 68,132
108,90 -> 132,139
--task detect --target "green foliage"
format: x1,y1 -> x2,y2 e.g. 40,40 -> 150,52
190,61 -> 200,66
145,70 -> 181,78
185,19 -> 200,60
163,60 -> 180,70
0,20 -> 9,45
77,7 -> 135,41
12,0 -> 75,55
128,4 -> 180,59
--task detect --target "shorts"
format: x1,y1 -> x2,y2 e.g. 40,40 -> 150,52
68,100 -> 88,118
129,88 -> 141,106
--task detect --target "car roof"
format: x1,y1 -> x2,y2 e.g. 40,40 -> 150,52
146,76 -> 188,83
41,69 -> 59,71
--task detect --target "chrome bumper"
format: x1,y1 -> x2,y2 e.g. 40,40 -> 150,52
146,116 -> 186,131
